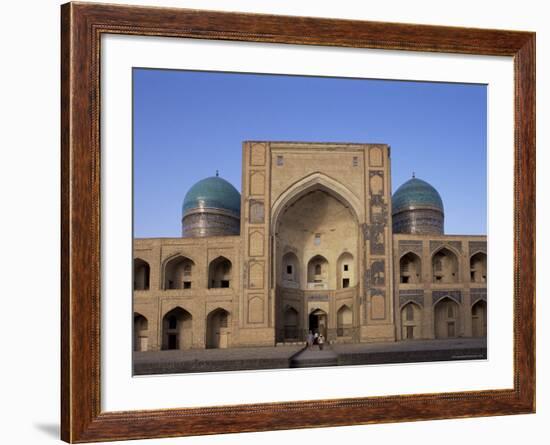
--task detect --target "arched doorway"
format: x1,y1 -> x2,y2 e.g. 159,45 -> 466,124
434,297 -> 460,338
134,258 -> 150,290
336,305 -> 352,337
162,307 -> 192,350
472,300 -> 487,337
309,308 -> 328,338
206,308 -> 231,348
133,313 -> 148,351
283,306 -> 299,340
400,303 -> 421,340
208,257 -> 232,288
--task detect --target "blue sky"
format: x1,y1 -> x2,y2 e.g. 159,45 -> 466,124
133,68 -> 487,238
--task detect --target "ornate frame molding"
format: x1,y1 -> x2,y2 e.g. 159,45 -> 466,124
61,2 -> 535,442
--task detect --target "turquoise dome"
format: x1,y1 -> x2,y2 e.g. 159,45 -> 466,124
392,177 -> 444,215
182,176 -> 241,216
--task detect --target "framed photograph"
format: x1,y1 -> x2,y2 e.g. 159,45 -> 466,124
61,2 -> 535,442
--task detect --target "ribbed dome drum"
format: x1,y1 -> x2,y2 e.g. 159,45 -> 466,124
181,176 -> 241,237
391,177 -> 444,235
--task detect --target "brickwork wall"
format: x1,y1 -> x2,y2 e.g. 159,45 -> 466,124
393,234 -> 487,341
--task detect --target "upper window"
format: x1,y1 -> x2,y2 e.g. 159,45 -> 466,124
168,316 -> 177,330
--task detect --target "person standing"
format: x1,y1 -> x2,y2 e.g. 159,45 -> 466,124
318,334 -> 325,351
306,331 -> 314,348
313,331 -> 319,346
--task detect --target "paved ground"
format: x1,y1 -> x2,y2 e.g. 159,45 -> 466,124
133,345 -> 304,375
133,337 -> 487,375
290,346 -> 338,368
332,337 -> 486,366
134,345 -> 303,362
333,337 -> 486,354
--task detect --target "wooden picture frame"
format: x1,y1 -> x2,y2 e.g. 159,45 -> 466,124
61,2 -> 535,442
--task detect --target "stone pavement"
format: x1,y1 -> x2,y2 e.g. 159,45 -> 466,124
133,345 -> 304,375
290,346 -> 339,368
333,337 -> 486,366
133,337 -> 487,375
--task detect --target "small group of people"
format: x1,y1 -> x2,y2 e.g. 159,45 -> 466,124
306,330 -> 325,350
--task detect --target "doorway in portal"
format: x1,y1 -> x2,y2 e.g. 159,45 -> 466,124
309,309 -> 327,338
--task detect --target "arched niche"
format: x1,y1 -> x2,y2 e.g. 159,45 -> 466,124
283,306 -> 299,340
336,305 -> 353,337
280,252 -> 300,288
307,255 -> 329,289
400,302 -> 421,340
337,252 -> 355,289
164,255 -> 194,289
472,300 -> 487,337
470,252 -> 487,283
162,307 -> 192,350
208,256 -> 232,289
133,313 -> 148,351
434,297 -> 460,338
134,258 -> 150,290
206,308 -> 231,348
432,248 -> 459,283
400,252 -> 422,284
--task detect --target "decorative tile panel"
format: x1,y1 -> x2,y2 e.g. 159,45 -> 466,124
432,290 -> 462,304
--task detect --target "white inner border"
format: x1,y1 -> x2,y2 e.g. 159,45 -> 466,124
101,34 -> 514,412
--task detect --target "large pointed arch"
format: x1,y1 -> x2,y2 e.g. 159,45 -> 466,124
271,172 -> 363,231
